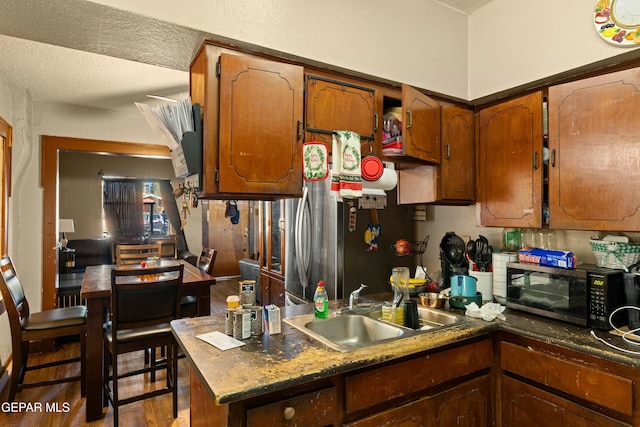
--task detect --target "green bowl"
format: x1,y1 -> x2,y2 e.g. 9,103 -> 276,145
449,292 -> 482,309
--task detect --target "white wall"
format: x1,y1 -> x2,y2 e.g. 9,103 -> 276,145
469,0 -> 640,99
90,0 -> 471,99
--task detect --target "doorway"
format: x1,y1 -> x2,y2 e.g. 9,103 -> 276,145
41,136 -> 171,311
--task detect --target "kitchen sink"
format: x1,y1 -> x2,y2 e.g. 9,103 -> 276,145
284,306 -> 468,352
416,306 -> 464,329
284,313 -> 405,352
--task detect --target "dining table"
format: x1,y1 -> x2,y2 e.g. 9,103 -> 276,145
80,260 -> 215,422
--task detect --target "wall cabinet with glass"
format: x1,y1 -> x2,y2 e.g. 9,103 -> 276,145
258,200 -> 285,307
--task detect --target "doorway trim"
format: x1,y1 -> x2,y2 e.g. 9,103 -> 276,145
41,136 -> 170,311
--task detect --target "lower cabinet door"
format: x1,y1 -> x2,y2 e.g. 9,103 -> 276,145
345,374 -> 491,427
502,376 -> 628,427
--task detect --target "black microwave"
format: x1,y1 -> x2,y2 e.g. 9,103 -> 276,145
506,262 -> 627,330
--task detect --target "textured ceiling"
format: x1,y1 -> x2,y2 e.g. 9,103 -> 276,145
0,0 -> 494,112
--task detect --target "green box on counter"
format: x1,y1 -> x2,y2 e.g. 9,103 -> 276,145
518,248 -> 576,269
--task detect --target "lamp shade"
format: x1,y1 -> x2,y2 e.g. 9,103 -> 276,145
59,219 -> 75,233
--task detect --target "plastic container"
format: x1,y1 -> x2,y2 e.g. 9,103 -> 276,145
313,280 -> 329,319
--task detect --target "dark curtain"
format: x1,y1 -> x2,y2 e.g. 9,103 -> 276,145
159,180 -> 188,251
103,180 -> 144,237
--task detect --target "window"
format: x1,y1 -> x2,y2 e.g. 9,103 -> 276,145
143,181 -> 168,235
102,179 -> 170,237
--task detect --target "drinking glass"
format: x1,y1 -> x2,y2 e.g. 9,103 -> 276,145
392,266 -> 411,302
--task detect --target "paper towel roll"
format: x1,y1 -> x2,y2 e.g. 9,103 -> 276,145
362,168 -> 397,191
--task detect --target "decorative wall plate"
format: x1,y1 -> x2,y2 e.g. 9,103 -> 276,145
594,0 -> 640,46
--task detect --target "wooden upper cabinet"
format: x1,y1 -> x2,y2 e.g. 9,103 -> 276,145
190,43 -> 303,199
439,104 -> 475,202
304,73 -> 376,150
478,92 -> 543,227
548,67 -> 640,230
402,85 -> 441,164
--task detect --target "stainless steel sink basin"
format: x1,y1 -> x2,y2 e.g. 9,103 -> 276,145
364,306 -> 465,330
284,313 -> 405,352
417,306 -> 463,329
284,306 -> 468,352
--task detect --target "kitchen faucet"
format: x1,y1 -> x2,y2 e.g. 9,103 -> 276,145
349,284 -> 368,310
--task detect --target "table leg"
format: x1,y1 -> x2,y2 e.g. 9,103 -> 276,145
197,292 -> 211,316
85,297 -> 106,422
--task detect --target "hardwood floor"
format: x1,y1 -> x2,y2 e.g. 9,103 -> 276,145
0,278 -> 240,427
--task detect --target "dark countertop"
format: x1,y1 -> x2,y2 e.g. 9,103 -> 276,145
171,293 -> 640,407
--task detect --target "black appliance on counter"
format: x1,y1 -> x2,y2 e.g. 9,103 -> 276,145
506,262 -> 627,330
439,232 -> 468,290
623,266 -> 640,332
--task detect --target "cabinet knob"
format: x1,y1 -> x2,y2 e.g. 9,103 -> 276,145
283,406 -> 295,420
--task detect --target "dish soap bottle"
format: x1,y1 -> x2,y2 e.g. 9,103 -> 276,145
313,280 -> 329,319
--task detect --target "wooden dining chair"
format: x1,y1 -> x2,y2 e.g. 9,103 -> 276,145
197,247 -> 217,276
0,257 -> 86,402
148,235 -> 178,259
103,263 -> 184,426
115,243 -> 161,266
181,247 -> 217,318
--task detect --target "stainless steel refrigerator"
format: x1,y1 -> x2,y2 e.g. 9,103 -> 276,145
284,177 -> 416,305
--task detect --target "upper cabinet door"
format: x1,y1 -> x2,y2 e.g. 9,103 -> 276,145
218,54 -> 304,196
439,104 -> 475,202
305,73 -> 376,150
548,67 -> 640,230
402,84 -> 441,164
478,92 -> 543,228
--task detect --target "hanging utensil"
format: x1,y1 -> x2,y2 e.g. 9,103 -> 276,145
466,240 -> 476,264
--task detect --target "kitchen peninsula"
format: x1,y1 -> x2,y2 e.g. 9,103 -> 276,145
171,295 -> 640,426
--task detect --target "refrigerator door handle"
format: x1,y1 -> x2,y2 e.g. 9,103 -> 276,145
295,186 -> 310,289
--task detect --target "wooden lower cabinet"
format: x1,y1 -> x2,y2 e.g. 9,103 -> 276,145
246,386 -> 338,427
189,339 -> 493,426
499,337 -> 639,426
502,376 -> 627,427
259,271 -> 284,307
346,374 -> 491,427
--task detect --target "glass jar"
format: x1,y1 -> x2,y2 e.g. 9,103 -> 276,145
502,228 -> 521,252
521,229 -> 535,249
535,229 -> 557,249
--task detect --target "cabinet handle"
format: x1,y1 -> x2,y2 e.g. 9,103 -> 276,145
283,406 -> 295,420
445,144 -> 451,159
551,149 -> 556,167
532,152 -> 538,170
297,120 -> 303,141
373,113 -> 379,132
406,110 -> 413,129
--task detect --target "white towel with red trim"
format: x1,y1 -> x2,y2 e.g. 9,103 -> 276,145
331,130 -> 362,198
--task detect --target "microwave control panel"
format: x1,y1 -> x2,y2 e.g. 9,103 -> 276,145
587,271 -> 626,330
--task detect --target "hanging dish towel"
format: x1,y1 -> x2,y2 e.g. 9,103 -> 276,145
331,130 -> 362,198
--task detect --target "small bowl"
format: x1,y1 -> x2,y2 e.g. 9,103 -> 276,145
418,292 -> 447,309
449,292 -> 483,309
